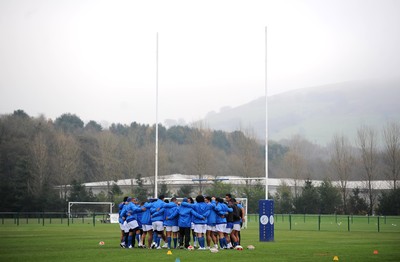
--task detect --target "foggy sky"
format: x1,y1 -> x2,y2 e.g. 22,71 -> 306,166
1,0 -> 399,126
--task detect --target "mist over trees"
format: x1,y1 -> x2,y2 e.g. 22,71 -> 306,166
0,110 -> 399,215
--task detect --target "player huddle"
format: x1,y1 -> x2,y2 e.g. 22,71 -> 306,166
118,193 -> 245,250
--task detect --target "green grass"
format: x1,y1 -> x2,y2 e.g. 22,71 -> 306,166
0,219 -> 399,262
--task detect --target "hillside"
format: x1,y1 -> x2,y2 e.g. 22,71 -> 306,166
203,78 -> 400,145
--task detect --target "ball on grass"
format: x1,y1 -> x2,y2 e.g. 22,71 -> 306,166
234,245 -> 243,250
247,245 -> 255,250
210,247 -> 219,253
187,245 -> 194,251
99,241 -> 105,246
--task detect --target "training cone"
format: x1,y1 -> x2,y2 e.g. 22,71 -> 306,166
167,250 -> 172,255
333,256 -> 339,261
373,250 -> 379,255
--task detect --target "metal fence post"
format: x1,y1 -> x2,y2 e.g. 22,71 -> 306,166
93,213 -> 96,227
318,215 -> 321,231
289,214 -> 292,230
377,217 -> 380,232
347,216 -> 350,232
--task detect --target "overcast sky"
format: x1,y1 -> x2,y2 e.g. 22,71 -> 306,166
1,0 -> 399,126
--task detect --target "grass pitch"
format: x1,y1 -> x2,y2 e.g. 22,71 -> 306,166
0,219 -> 399,261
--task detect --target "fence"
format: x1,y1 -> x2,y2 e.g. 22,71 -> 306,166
2,212 -> 400,233
0,212 -> 112,227
247,214 -> 400,233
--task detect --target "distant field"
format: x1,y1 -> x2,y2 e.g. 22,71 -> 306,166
1,217 -> 399,262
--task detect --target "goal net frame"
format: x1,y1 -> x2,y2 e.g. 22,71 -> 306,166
68,202 -> 114,217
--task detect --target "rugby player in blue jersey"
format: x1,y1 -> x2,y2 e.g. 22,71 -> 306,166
214,197 -> 232,249
118,196 -> 129,248
138,199 -> 154,248
150,195 -> 166,249
205,196 -> 218,249
121,197 -> 146,248
191,195 -> 211,250
163,197 -> 179,249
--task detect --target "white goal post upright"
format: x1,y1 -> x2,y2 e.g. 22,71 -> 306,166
68,202 -> 114,217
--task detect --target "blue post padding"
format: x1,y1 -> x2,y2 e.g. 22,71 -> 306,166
259,200 -> 274,242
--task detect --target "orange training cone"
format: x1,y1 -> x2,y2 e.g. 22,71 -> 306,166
333,256 -> 339,261
373,250 -> 379,255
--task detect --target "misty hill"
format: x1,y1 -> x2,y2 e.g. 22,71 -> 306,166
203,78 -> 400,145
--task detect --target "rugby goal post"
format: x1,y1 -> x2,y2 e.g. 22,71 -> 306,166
68,201 -> 115,219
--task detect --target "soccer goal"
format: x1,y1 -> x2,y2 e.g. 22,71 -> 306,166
68,202 -> 115,219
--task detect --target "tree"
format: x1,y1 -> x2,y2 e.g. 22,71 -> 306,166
356,125 -> 379,215
158,183 -> 171,197
330,134 -> 354,213
176,184 -> 193,197
29,131 -> 50,198
231,127 -> 263,188
204,181 -> 232,198
53,132 -> 81,201
212,130 -> 231,153
84,120 -> 103,132
318,179 -> 341,214
190,122 -> 213,194
97,131 -> 121,201
283,135 -> 307,198
376,188 -> 400,215
0,112 -> 35,211
68,180 -> 96,202
119,130 -> 139,179
348,188 -> 368,215
273,182 -> 293,214
133,173 -> 148,201
242,181 -> 266,214
382,122 -> 400,190
54,113 -> 84,133
294,180 -> 320,214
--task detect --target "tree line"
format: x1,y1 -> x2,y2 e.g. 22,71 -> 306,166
0,110 -> 399,215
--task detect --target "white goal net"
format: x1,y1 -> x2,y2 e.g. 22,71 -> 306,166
68,202 -> 115,219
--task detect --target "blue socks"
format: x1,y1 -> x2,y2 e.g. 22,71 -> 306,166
128,235 -> 133,247
167,237 -> 172,248
198,237 -> 205,248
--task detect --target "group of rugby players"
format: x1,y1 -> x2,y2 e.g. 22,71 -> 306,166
118,193 -> 245,250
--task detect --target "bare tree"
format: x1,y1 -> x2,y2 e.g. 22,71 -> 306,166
97,131 -> 121,200
283,135 -> 307,198
54,132 -> 80,201
119,130 -> 139,179
356,125 -> 378,215
330,134 -> 354,213
29,131 -> 49,197
234,126 -> 263,187
190,121 -> 213,194
382,121 -> 400,190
